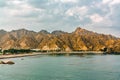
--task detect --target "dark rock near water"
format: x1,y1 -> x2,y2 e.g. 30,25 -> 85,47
0,60 -> 15,65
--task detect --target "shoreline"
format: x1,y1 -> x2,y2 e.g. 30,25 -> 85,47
0,53 -> 43,59
0,51 -> 120,59
0,51 -> 105,59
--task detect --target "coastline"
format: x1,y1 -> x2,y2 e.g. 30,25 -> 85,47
0,51 -> 105,59
0,53 -> 43,59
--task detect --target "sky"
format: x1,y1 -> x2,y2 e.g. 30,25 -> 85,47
0,0 -> 120,37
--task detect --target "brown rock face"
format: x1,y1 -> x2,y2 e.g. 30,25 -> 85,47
0,27 -> 119,52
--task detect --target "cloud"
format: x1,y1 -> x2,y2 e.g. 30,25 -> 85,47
58,0 -> 78,3
0,0 -> 119,37
65,6 -> 88,16
90,14 -> 104,23
102,0 -> 120,5
102,0 -> 111,4
110,0 -> 120,5
1,0 -> 45,19
27,0 -> 54,9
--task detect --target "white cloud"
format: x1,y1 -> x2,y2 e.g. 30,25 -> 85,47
102,0 -> 111,4
3,0 -> 43,17
0,0 -> 120,37
110,0 -> 120,5
90,14 -> 104,23
102,0 -> 120,5
65,6 -> 88,16
58,0 -> 78,3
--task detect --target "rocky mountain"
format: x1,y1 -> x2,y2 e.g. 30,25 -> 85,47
0,27 -> 120,52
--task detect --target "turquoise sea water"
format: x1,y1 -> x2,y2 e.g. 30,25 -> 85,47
0,55 -> 120,80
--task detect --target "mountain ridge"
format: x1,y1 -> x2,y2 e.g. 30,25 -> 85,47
0,28 -> 119,38
0,27 -> 119,52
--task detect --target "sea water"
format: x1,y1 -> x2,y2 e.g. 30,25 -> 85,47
0,54 -> 120,80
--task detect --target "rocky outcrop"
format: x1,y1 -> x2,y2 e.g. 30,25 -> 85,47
0,60 -> 15,64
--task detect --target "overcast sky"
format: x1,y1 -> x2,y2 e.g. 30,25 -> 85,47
0,0 -> 120,37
